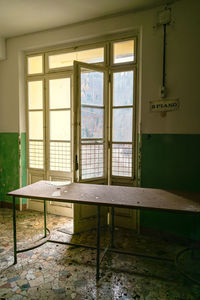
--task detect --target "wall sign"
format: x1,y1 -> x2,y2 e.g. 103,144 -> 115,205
150,99 -> 179,112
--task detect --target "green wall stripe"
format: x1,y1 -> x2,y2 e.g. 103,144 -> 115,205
0,133 -> 20,204
141,133 -> 200,240
21,132 -> 27,205
141,134 -> 200,191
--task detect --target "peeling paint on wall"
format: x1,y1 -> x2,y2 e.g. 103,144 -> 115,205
0,133 -> 20,205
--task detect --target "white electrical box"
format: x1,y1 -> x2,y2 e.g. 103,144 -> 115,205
157,8 -> 171,25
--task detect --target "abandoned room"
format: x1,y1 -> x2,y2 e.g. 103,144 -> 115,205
0,0 -> 200,299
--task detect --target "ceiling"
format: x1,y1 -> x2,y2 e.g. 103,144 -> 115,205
0,0 -> 176,38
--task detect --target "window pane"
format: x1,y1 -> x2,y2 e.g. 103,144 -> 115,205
49,48 -> 104,69
28,55 -> 43,74
112,144 -> 132,177
81,107 -> 103,139
50,141 -> 71,172
49,52 -> 76,68
50,111 -> 70,141
113,40 -> 134,64
29,111 -> 43,140
81,71 -> 103,106
49,78 -> 70,109
29,141 -> 43,169
113,71 -> 133,106
28,81 -> 43,109
77,48 -> 104,63
81,144 -> 104,179
113,108 -> 132,142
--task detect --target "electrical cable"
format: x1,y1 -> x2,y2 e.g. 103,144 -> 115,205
162,23 -> 167,88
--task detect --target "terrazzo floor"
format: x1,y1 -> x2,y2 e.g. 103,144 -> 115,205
0,208 -> 200,300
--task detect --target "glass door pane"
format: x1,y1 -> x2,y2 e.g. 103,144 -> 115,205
28,81 -> 43,109
80,69 -> 104,180
81,107 -> 104,139
50,111 -> 71,140
49,78 -> 70,109
113,108 -> 133,142
75,61 -> 107,181
112,144 -> 132,177
111,70 -> 134,178
27,79 -> 44,169
48,76 -> 71,174
29,111 -> 43,140
113,71 -> 133,106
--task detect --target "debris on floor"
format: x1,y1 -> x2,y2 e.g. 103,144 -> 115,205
0,208 -> 200,300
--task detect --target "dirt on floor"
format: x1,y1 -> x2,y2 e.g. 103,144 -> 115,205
0,208 -> 200,300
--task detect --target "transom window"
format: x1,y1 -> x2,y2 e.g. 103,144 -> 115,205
48,47 -> 104,69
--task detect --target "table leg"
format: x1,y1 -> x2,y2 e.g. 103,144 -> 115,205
191,213 -> 200,259
12,196 -> 17,264
111,206 -> 115,248
44,200 -> 47,238
96,205 -> 101,280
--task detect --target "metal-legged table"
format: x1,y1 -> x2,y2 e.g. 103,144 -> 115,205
9,181 -> 200,282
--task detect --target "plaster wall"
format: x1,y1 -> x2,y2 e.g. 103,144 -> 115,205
141,0 -> 200,134
0,37 -> 6,60
0,0 -> 199,134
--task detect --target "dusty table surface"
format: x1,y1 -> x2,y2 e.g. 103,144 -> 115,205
8,180 -> 200,214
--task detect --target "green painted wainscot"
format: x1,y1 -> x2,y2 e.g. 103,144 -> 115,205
0,132 -> 27,208
0,132 -> 19,207
141,134 -> 200,241
0,132 -> 199,241
20,132 -> 27,206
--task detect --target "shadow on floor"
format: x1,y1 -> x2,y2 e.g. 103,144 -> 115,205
0,208 -> 200,300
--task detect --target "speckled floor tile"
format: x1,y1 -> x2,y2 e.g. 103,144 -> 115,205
0,208 -> 200,300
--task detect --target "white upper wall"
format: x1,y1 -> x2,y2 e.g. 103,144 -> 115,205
0,0 -> 199,133
0,37 -> 6,60
141,0 -> 200,134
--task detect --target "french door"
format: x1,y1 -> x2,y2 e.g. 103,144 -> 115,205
73,61 -> 138,232
27,74 -> 73,217
110,68 -> 138,230
73,61 -> 108,231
